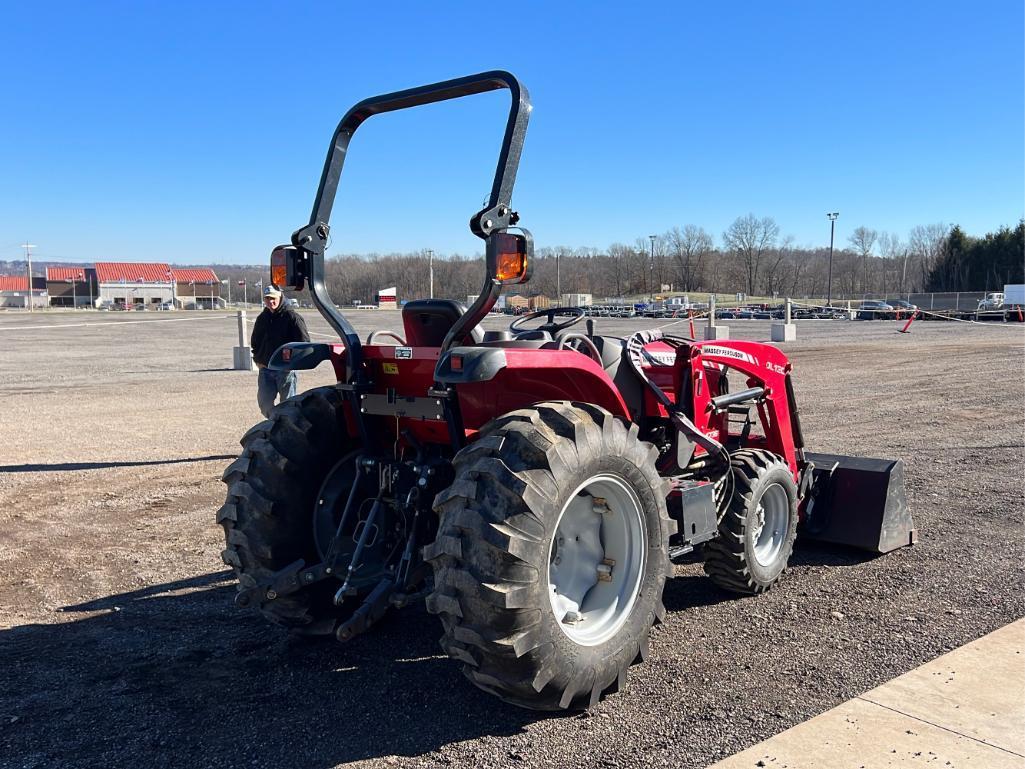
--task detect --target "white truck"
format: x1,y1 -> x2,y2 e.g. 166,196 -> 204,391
977,284 -> 1024,320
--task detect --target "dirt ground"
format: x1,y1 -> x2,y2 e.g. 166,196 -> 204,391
1,309 -> 1022,769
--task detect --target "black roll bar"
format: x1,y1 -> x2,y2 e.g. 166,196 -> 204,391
289,71 -> 532,383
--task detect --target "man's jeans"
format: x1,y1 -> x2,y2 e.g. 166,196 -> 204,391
257,367 -> 297,418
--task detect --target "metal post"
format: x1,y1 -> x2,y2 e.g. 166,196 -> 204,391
71,278 -> 76,309
427,249 -> 434,300
826,213 -> 839,307
648,235 -> 656,306
708,295 -> 716,328
785,298 -> 792,324
237,310 -> 246,346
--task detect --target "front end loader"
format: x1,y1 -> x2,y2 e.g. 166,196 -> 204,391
218,70 -> 915,710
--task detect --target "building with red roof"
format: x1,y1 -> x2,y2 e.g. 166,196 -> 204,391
46,267 -> 96,308
90,263 -> 222,309
0,275 -> 47,309
4,262 -> 226,310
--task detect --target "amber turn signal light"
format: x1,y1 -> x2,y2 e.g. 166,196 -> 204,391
486,230 -> 533,286
495,251 -> 527,283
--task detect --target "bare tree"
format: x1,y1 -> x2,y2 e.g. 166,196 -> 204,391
907,223 -> 948,291
722,214 -> 779,296
763,235 -> 795,298
605,243 -> 631,299
667,225 -> 713,291
848,226 -> 878,292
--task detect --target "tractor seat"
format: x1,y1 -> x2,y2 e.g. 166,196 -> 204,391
401,300 -> 484,347
590,335 -> 628,369
591,336 -> 644,419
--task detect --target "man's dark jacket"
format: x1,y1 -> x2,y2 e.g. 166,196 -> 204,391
251,304 -> 310,366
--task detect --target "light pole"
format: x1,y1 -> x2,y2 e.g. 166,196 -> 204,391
69,278 -> 76,309
427,249 -> 434,299
900,248 -> 909,298
826,212 -> 839,306
21,242 -> 35,312
166,270 -> 176,309
648,235 -> 656,306
223,279 -> 230,306
556,250 -> 561,303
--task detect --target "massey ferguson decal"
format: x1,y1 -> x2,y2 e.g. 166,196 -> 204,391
643,350 -> 677,366
701,345 -> 758,365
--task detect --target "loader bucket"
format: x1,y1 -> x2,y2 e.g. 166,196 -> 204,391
801,452 -> 916,554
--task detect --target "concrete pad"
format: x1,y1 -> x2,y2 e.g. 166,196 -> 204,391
704,325 -> 730,340
861,619 -> 1025,756
770,322 -> 797,342
711,619 -> 1025,769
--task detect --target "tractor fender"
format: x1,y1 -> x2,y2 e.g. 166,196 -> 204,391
435,347 -> 508,383
268,342 -> 345,372
440,346 -> 633,424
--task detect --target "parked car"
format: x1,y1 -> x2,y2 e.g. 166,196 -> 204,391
856,300 -> 894,320
978,292 -> 1004,311
890,300 -> 918,313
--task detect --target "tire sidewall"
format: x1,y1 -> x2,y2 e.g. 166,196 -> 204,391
740,465 -> 798,585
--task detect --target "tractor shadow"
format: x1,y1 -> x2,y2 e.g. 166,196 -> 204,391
0,573 -> 539,769
662,540 -> 877,612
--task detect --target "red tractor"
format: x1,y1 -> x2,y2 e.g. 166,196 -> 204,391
218,71 -> 915,711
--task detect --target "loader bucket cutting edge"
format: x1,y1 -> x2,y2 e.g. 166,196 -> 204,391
801,452 -> 916,554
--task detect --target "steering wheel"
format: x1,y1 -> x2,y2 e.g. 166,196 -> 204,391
509,306 -> 586,336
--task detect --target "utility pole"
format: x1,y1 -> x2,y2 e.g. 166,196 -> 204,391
21,242 -> 35,312
648,235 -> 656,306
427,249 -> 434,299
826,213 -> 839,306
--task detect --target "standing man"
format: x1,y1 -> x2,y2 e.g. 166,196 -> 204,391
251,284 -> 310,417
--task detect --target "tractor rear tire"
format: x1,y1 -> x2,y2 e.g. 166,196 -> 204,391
702,449 -> 798,595
217,386 -> 357,635
426,401 -> 673,711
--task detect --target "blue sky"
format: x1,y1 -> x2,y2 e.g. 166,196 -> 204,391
1,1 -> 1022,265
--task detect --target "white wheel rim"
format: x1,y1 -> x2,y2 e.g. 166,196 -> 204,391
547,474 -> 647,646
751,482 -> 789,567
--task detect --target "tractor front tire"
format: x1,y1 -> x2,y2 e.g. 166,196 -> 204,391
426,401 -> 673,711
702,449 -> 798,594
217,386 -> 357,635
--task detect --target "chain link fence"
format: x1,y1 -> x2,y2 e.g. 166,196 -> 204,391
833,292 -> 991,312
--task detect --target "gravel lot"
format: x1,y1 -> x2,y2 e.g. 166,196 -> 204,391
1,309 -> 1022,769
